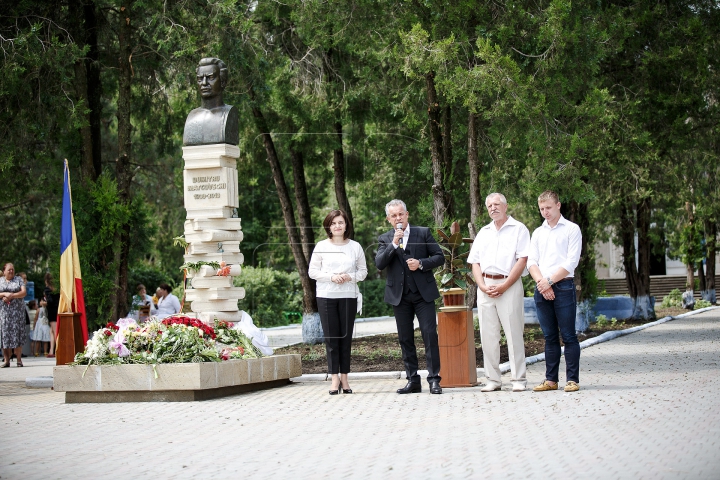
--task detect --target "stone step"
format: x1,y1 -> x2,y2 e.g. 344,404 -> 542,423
184,218 -> 242,232
187,241 -> 241,255
184,230 -> 243,243
185,206 -> 236,220
182,144 -> 240,169
187,265 -> 241,278
184,252 -> 244,265
191,299 -> 239,312
190,276 -> 234,289
196,311 -> 244,323
185,287 -> 246,301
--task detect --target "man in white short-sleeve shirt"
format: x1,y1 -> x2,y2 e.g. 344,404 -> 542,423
468,193 -> 531,392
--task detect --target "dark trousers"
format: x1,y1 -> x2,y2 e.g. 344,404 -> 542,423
393,291 -> 441,384
534,279 -> 580,383
317,297 -> 357,374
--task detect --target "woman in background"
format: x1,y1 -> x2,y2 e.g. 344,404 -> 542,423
0,263 -> 27,367
44,273 -> 59,358
32,298 -> 51,356
308,210 -> 367,395
129,284 -> 156,320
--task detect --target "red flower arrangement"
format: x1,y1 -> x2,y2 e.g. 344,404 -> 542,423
216,320 -> 232,330
162,315 -> 217,339
106,322 -> 119,331
220,346 -> 245,360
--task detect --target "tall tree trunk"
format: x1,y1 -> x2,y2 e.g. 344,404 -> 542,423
69,0 -> 102,182
113,0 -> 134,320
84,0 -> 102,180
425,72 -> 448,227
250,100 -> 317,314
635,197 -> 654,318
568,201 -> 598,329
442,105 -> 453,218
620,200 -> 640,298
289,148 -> 315,263
703,219 -> 717,303
466,112 -> 480,311
619,199 -> 654,318
332,121 -> 355,238
684,202 -> 696,293
467,112 -> 480,238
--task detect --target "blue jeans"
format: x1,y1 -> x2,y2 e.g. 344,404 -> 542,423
534,279 -> 580,383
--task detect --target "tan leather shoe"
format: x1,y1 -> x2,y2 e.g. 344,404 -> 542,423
532,380 -> 558,392
564,381 -> 580,392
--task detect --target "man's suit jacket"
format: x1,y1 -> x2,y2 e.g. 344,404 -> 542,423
375,225 -> 445,306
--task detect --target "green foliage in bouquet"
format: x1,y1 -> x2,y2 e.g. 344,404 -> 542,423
72,316 -> 262,366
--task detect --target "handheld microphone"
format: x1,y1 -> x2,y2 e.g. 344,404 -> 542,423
396,223 -> 404,248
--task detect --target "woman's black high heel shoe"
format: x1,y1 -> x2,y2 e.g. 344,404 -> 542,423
342,387 -> 353,394
329,380 -> 341,395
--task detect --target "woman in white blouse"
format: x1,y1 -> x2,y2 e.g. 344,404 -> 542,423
308,209 -> 367,395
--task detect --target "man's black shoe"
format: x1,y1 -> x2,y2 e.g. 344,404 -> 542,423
397,381 -> 422,394
429,380 -> 443,394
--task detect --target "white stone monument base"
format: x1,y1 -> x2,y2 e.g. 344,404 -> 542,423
53,354 -> 301,403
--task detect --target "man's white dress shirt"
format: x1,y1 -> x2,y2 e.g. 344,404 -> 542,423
467,216 -> 530,275
527,215 -> 582,278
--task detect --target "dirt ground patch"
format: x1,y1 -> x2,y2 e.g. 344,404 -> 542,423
276,312 -> 682,375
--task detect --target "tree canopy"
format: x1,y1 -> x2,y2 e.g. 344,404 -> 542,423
1,0 -> 718,326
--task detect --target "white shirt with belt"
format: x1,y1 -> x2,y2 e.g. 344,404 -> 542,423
527,215 -> 582,278
467,216 -> 530,276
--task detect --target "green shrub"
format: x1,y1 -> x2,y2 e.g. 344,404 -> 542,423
234,267 -> 302,327
359,278 -> 394,317
695,299 -> 712,309
522,276 -> 536,297
129,263 -> 172,301
595,314 -> 620,328
660,289 -> 683,308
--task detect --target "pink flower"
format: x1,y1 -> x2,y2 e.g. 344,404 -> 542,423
109,331 -> 130,357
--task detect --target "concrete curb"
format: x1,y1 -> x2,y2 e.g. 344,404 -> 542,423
262,315 -> 395,332
26,376 -> 53,388
292,306 -> 718,382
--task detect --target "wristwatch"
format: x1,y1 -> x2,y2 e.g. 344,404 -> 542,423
418,259 -> 424,270
546,277 -> 554,286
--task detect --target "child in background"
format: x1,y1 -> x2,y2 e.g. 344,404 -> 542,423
32,298 -> 51,356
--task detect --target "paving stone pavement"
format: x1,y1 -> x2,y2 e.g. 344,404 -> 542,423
1,310 -> 719,479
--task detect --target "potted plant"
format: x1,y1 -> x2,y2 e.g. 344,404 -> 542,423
436,221 -> 474,308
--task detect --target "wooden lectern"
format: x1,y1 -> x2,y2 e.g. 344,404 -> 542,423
56,312 -> 84,366
438,308 -> 478,387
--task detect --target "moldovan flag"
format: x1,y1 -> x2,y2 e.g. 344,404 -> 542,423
58,159 -> 89,343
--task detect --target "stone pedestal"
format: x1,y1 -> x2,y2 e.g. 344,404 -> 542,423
53,354 -> 302,402
182,144 -> 245,324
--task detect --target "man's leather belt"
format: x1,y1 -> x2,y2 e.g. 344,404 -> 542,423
482,273 -> 507,279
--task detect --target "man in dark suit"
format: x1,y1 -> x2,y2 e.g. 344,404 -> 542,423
375,199 -> 445,394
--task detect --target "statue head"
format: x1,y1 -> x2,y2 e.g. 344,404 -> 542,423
196,57 -> 228,102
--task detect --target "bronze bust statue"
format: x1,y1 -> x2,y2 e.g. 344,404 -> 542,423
183,57 -> 239,146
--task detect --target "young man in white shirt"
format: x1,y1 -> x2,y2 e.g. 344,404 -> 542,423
527,191 -> 582,392
468,193 -> 531,392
